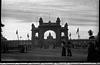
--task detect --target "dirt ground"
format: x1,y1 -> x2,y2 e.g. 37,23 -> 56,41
1,48 -> 88,61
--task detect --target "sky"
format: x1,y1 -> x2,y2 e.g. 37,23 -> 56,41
1,0 -> 99,40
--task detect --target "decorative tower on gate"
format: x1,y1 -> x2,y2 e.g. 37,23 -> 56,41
39,17 -> 43,25
56,17 -> 61,25
31,17 -> 69,48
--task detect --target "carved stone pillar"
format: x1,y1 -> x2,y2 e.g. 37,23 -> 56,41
31,24 -> 36,44
64,23 -> 68,42
55,29 -> 61,46
38,30 -> 44,48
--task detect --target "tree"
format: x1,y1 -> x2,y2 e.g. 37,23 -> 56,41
1,23 -> 7,41
1,23 -> 7,53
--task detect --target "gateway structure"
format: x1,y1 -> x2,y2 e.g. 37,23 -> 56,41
31,17 -> 68,47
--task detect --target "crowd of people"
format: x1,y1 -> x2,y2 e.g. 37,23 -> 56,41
61,40 -> 72,57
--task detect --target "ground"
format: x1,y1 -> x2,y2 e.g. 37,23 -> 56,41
1,47 -> 88,61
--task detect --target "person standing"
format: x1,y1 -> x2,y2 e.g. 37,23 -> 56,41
67,41 -> 72,57
61,41 -> 66,56
87,30 -> 96,61
95,32 -> 100,61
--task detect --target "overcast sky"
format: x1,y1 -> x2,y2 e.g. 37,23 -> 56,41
1,0 -> 99,40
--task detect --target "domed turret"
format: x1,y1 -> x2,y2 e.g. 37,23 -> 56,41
56,17 -> 61,24
31,23 -> 35,31
48,20 -> 51,25
39,17 -> 43,25
47,32 -> 53,39
49,20 -> 51,23
64,23 -> 68,28
49,32 -> 51,36
32,23 -> 35,28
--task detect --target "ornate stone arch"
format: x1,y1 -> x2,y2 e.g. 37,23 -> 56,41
31,17 -> 68,47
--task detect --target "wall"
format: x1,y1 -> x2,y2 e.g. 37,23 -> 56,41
69,39 -> 95,48
1,39 -> 95,50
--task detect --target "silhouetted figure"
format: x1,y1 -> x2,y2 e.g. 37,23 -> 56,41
61,41 -> 66,56
67,41 -> 72,57
94,32 -> 100,61
87,30 -> 96,61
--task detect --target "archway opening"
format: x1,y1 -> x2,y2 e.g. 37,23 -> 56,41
35,32 -> 38,37
44,30 -> 56,39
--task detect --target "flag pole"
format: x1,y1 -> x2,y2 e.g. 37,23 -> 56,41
27,33 -> 29,40
78,32 -> 80,39
76,28 -> 80,39
16,30 -> 19,40
20,36 -> 21,40
69,32 -> 71,40
16,30 -> 19,46
17,34 -> 19,40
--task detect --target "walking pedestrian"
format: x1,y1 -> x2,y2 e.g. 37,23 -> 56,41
67,41 -> 72,57
61,41 -> 66,56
